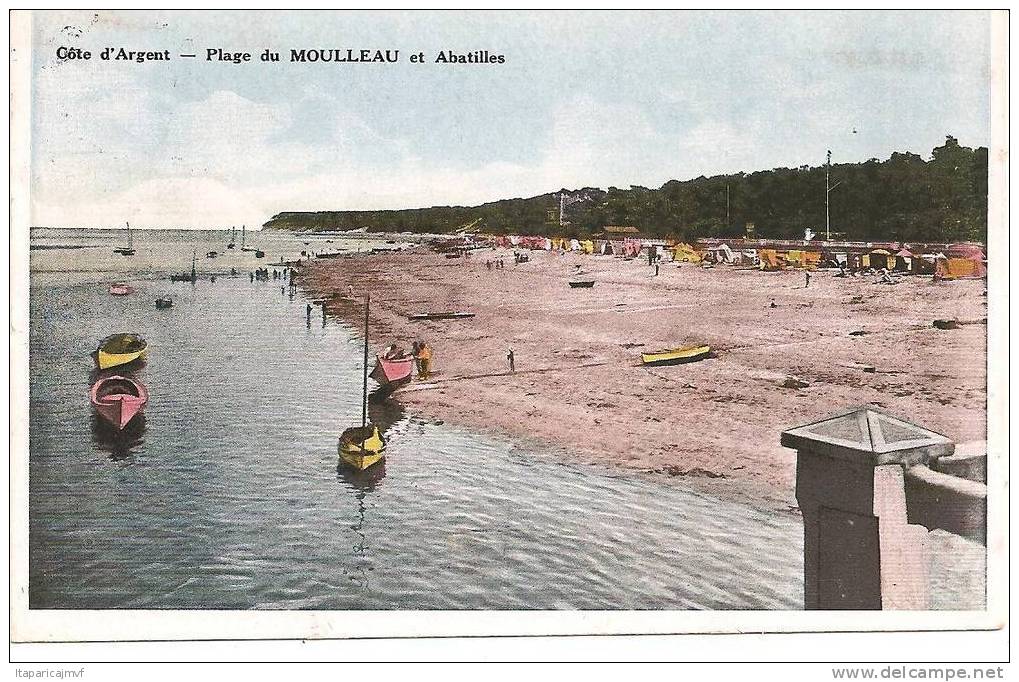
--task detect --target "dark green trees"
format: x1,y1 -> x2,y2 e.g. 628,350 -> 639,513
263,138 -> 987,243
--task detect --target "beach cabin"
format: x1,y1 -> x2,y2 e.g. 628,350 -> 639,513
863,248 -> 895,270
894,248 -> 914,272
935,243 -> 986,280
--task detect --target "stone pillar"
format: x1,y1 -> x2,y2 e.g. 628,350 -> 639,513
782,406 -> 954,610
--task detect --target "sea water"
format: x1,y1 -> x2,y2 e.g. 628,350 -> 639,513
24,229 -> 981,609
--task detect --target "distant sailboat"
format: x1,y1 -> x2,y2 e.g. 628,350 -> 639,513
114,222 -> 136,256
241,224 -> 255,252
226,225 -> 236,249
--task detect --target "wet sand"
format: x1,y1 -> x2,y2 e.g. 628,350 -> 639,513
300,247 -> 987,510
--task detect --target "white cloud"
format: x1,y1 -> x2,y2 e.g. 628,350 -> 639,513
33,176 -> 266,229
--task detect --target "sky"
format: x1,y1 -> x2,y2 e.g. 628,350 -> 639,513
25,10 -> 993,229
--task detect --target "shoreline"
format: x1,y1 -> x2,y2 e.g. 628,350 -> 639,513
299,247 -> 987,512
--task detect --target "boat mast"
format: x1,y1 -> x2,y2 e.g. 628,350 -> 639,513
126,221 -> 132,249
191,249 -> 197,281
361,292 -> 369,430
241,224 -> 246,249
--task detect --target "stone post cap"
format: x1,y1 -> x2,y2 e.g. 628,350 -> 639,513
781,405 -> 955,466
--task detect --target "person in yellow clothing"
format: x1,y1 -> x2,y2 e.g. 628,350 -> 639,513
415,341 -> 433,379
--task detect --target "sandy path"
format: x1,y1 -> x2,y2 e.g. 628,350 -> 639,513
298,247 -> 987,511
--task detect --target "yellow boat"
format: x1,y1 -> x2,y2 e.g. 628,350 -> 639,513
640,344 -> 711,366
339,425 -> 387,471
96,333 -> 148,370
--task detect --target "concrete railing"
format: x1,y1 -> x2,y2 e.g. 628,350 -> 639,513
782,406 -> 987,610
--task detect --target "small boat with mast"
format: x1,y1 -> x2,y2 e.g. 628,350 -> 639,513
226,225 -> 237,249
113,222 -> 135,256
240,224 -> 256,252
339,293 -> 387,471
170,250 -> 198,282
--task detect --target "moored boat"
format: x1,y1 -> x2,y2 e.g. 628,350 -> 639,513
113,222 -> 135,256
108,283 -> 134,295
339,424 -> 387,471
338,292 -> 387,471
170,250 -> 198,282
640,344 -> 711,366
408,311 -> 475,321
96,333 -> 148,370
90,375 -> 148,430
370,348 -> 415,397
155,297 -> 173,309
568,280 -> 595,288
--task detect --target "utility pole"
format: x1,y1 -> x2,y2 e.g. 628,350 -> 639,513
825,150 -> 831,241
726,183 -> 730,228
825,150 -> 842,242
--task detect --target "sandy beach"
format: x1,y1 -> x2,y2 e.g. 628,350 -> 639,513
300,247 -> 987,510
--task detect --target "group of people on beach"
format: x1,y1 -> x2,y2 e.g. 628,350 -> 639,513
249,267 -> 294,283
250,268 -> 271,282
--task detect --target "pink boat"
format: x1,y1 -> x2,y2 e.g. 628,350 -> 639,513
370,349 -> 415,393
109,283 -> 134,296
89,375 -> 148,430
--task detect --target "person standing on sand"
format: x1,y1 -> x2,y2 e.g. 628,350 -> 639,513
415,341 -> 432,379
507,348 -> 515,373
805,271 -> 811,288
654,262 -> 660,277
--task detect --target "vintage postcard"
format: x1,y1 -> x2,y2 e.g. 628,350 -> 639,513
9,10 -> 1007,646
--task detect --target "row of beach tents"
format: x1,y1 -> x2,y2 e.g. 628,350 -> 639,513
477,234 -> 986,280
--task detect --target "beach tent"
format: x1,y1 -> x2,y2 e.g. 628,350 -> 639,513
671,243 -> 702,263
785,249 -> 805,268
581,240 -> 595,254
802,251 -> 821,270
707,243 -> 734,264
759,249 -> 783,271
569,238 -> 581,251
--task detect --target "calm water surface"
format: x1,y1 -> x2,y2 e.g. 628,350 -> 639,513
38,228 -> 981,610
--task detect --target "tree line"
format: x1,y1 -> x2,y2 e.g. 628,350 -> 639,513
262,136 -> 987,244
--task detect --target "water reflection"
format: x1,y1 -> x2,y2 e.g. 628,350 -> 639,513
337,460 -> 386,492
336,403 -> 397,594
366,398 -> 405,431
88,359 -> 147,384
90,413 -> 146,461
337,462 -> 384,593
